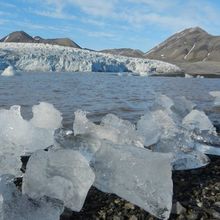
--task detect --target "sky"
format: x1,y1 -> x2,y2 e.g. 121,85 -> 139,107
1,0 -> 220,52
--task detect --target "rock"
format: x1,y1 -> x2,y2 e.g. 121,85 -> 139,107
124,203 -> 135,210
171,201 -> 186,215
211,209 -> 220,219
186,211 -> 198,220
113,216 -> 121,220
129,215 -> 138,220
214,202 -> 220,208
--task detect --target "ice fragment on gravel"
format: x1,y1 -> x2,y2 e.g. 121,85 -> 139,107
91,142 -> 173,220
0,175 -> 63,220
74,110 -> 144,147
136,111 -> 161,146
182,110 -> 216,134
22,149 -> 95,211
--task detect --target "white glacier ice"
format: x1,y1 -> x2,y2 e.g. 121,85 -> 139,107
91,141 -> 173,220
184,73 -> 193,78
1,66 -> 14,76
209,91 -> 220,107
0,175 -> 63,220
0,43 -> 181,76
22,149 -> 95,212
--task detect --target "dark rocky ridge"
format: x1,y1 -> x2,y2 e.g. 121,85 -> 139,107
100,48 -> 144,58
0,31 -> 81,49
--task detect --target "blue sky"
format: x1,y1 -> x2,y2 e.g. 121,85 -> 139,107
1,0 -> 220,51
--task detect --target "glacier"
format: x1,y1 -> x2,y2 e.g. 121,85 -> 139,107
0,43 -> 181,75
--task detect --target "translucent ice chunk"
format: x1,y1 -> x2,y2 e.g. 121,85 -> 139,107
195,142 -> 220,156
171,151 -> 210,170
0,153 -> 22,176
54,129 -> 102,161
153,94 -> 174,113
91,141 -> 173,220
182,110 -> 216,134
153,132 -> 210,170
209,91 -> 220,107
0,175 -> 63,220
0,103 -> 62,160
30,102 -> 62,129
1,66 -> 14,76
136,111 -> 161,146
22,149 -> 95,211
152,109 -> 178,138
73,110 -> 144,148
101,113 -> 144,147
171,96 -> 196,117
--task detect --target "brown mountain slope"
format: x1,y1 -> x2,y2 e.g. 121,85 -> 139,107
1,31 -> 81,48
0,31 -> 35,43
145,27 -> 220,62
100,48 -> 144,58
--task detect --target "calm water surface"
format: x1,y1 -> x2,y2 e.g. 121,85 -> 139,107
0,72 -> 220,128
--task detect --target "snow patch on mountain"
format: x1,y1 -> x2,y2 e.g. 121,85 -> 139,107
0,43 -> 181,76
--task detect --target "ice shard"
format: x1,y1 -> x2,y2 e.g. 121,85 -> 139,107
0,175 -> 63,220
73,110 -> 144,147
54,129 -> 102,161
136,111 -> 161,146
91,141 -> 173,220
22,149 -> 95,211
30,102 -> 62,130
171,96 -> 196,117
210,91 -> 220,107
182,110 -> 216,134
153,133 -> 210,170
0,103 -> 62,161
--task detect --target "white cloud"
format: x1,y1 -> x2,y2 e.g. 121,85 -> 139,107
128,0 -> 176,11
31,9 -> 76,20
69,0 -> 117,16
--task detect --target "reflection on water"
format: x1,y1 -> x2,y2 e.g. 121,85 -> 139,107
0,72 -> 220,128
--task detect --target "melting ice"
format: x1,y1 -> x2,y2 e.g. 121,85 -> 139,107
0,93 -> 219,220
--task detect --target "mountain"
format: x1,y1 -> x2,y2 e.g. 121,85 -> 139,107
100,48 -> 144,58
0,31 -> 35,43
0,31 -> 81,49
145,27 -> 220,62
